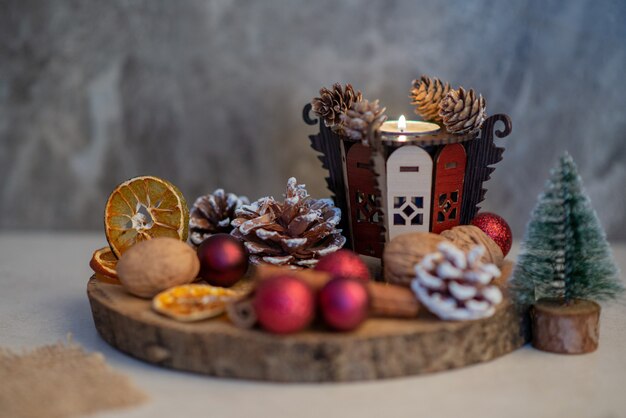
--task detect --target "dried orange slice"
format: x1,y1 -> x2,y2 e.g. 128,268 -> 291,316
104,176 -> 189,257
89,246 -> 119,278
153,284 -> 243,322
94,272 -> 122,285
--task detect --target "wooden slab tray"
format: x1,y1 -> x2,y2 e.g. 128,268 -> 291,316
87,261 -> 529,382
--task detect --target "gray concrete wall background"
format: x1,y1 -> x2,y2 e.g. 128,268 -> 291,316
1,0 -> 625,239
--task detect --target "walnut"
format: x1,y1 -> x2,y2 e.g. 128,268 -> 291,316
117,237 -> 200,298
383,233 -> 447,286
440,225 -> 503,267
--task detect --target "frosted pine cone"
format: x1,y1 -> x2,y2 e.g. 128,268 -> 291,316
409,75 -> 451,123
438,87 -> 486,135
312,83 -> 362,127
189,189 -> 249,247
337,99 -> 387,142
411,242 -> 503,320
231,178 -> 346,268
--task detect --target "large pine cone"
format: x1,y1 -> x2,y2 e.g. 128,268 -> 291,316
189,189 -> 249,247
411,242 -> 502,320
312,83 -> 362,127
337,99 -> 387,142
409,75 -> 451,123
438,87 -> 486,134
231,178 -> 346,268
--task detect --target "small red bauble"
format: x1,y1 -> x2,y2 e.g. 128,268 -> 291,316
314,249 -> 371,282
197,234 -> 248,287
253,275 -> 315,334
471,212 -> 513,256
318,277 -> 369,331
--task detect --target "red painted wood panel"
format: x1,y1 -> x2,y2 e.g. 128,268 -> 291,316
346,143 -> 384,258
431,143 -> 466,233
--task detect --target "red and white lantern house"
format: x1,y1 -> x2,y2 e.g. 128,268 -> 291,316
304,105 -> 512,260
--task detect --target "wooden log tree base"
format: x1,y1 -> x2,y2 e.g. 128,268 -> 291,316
531,298 -> 601,354
87,261 -> 529,382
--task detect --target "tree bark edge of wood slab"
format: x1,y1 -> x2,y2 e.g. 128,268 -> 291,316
86,260 -> 530,382
531,298 -> 601,354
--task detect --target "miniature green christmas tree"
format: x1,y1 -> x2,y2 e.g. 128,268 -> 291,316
511,152 -> 623,306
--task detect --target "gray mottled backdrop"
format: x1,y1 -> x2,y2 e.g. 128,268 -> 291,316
1,0 -> 625,239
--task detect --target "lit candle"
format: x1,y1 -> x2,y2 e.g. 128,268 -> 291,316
380,115 -> 440,137
398,115 -> 407,132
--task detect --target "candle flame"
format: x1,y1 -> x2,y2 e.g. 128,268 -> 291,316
398,115 -> 406,132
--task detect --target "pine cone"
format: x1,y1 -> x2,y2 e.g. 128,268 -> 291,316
438,87 -> 486,134
409,75 -> 451,122
231,178 -> 346,268
336,99 -> 387,142
311,83 -> 362,127
411,242 -> 503,320
189,189 -> 249,247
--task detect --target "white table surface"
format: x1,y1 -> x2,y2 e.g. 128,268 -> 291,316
1,233 -> 625,418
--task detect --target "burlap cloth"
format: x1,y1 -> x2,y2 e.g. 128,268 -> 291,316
0,340 -> 147,418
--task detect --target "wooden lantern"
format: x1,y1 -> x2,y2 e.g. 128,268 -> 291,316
303,105 -> 512,259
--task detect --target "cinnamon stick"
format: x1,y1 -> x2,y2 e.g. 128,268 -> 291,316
226,298 -> 257,329
367,282 -> 420,318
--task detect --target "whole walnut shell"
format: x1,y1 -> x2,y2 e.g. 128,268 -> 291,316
117,237 -> 200,298
384,233 -> 447,286
440,225 -> 503,267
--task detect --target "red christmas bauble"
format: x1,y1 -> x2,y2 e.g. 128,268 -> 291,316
314,249 -> 371,282
318,277 -> 369,331
471,212 -> 513,256
253,275 -> 315,334
197,234 -> 248,287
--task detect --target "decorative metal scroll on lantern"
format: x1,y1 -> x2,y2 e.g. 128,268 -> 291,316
303,77 -> 512,259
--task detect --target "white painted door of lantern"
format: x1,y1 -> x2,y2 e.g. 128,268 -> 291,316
386,145 -> 433,240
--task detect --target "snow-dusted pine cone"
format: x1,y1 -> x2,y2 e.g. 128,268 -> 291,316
312,83 -> 363,128
438,87 -> 486,135
189,189 -> 249,247
230,177 -> 346,268
337,99 -> 387,142
411,242 -> 503,320
409,75 -> 451,123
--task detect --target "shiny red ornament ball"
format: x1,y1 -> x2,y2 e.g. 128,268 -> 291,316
197,234 -> 249,287
314,249 -> 371,282
471,212 -> 513,256
319,277 -> 370,331
253,275 -> 315,334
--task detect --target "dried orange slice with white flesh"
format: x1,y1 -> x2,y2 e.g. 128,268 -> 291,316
153,284 -> 244,322
89,246 -> 118,278
104,176 -> 189,257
